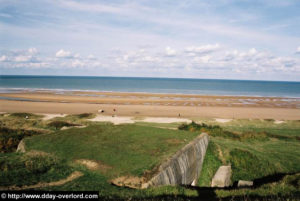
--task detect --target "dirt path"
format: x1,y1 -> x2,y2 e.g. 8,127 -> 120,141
216,144 -> 227,164
0,171 -> 83,190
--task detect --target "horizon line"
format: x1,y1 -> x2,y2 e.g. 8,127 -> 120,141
0,74 -> 300,83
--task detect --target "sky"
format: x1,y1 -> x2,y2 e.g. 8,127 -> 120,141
0,0 -> 300,81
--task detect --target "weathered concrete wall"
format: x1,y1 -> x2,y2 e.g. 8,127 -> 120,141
142,133 -> 209,188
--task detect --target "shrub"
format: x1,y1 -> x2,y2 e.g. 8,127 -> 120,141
47,121 -> 80,130
178,122 -> 240,140
0,127 -> 45,153
0,152 -> 72,186
76,113 -> 94,119
10,113 -> 41,118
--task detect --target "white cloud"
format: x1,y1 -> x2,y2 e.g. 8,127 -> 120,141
185,44 -> 220,54
165,47 -> 176,56
28,48 -> 38,55
0,55 -> 8,62
15,55 -> 33,62
248,48 -> 257,55
56,49 -> 72,58
71,59 -> 85,67
296,46 -> 300,54
2,46 -> 300,80
87,54 -> 96,60
193,55 -> 211,64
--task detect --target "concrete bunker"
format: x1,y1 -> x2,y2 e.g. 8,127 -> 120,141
142,133 -> 209,188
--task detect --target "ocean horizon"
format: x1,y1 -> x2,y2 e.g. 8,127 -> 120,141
1,75 -> 300,98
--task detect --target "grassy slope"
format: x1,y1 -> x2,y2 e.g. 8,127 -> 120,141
187,119 -> 300,196
25,124 -> 200,178
1,113 -> 299,200
0,151 -> 73,186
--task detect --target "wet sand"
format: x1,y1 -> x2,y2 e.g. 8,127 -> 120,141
0,90 -> 299,120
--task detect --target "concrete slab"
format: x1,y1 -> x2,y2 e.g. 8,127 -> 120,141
211,165 -> 232,187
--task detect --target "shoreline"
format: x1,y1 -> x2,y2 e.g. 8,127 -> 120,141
1,87 -> 300,99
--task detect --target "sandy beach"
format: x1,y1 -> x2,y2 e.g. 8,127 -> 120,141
0,90 -> 299,120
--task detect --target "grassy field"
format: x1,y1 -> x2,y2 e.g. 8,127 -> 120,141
24,124 -> 199,179
0,113 -> 299,200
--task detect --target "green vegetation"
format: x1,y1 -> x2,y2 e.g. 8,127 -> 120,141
71,113 -> 95,119
0,151 -> 73,186
216,173 -> 300,199
0,113 -> 299,200
229,148 -> 275,181
197,141 -> 222,186
0,127 -> 46,153
47,121 -> 81,130
180,121 -> 300,185
25,124 -> 199,178
10,112 -> 42,119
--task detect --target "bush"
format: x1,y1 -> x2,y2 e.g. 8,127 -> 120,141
178,122 -> 288,141
47,121 -> 80,130
178,122 -> 240,140
0,127 -> 45,153
76,113 -> 94,119
0,152 -> 72,187
10,113 -> 41,118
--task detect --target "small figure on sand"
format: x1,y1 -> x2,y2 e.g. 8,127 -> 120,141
112,108 -> 117,117
178,113 -> 181,117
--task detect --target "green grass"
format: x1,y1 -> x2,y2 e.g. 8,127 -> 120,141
0,127 -> 47,153
212,137 -> 300,181
197,141 -> 222,186
0,114 -> 299,200
212,119 -> 300,137
25,124 -> 200,179
10,112 -> 43,119
216,173 -> 300,199
47,121 -> 81,130
179,121 -> 300,184
42,169 -> 199,199
0,151 -> 73,187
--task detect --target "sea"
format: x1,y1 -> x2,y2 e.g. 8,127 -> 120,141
0,75 -> 300,98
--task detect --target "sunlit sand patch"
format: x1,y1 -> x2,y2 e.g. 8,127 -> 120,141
75,159 -> 112,172
41,113 -> 66,120
111,176 -> 145,189
138,117 -> 192,124
61,125 -> 86,130
89,115 -> 135,125
274,120 -> 285,124
215,118 -> 232,123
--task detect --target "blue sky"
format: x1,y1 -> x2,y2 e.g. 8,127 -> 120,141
0,0 -> 300,81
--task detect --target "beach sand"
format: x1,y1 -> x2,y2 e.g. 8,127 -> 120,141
0,90 -> 299,120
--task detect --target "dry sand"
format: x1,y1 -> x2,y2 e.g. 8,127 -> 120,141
274,120 -> 285,124
89,115 -> 135,125
40,113 -> 67,120
0,90 -> 299,120
1,100 -> 299,120
139,117 -> 192,124
215,118 -> 232,123
88,115 -> 191,125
